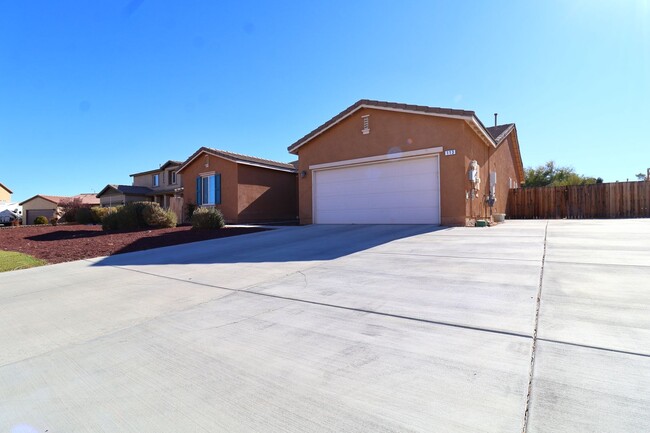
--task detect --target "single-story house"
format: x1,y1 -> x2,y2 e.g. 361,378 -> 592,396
288,99 -> 524,226
177,147 -> 298,224
95,185 -> 159,207
0,182 -> 12,204
19,194 -> 100,225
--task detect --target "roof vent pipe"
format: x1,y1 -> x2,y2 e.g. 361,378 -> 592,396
494,113 -> 498,127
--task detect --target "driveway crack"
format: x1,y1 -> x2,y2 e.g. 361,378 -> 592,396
521,220 -> 549,433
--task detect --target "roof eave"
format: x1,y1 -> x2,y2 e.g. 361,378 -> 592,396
288,102 -> 497,154
177,147 -> 296,174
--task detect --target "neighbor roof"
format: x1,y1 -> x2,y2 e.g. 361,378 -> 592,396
96,184 -> 153,198
130,160 -> 182,177
0,182 -> 12,194
73,193 -> 101,206
177,147 -> 297,173
19,193 -> 101,206
18,195 -> 68,206
287,99 -> 497,154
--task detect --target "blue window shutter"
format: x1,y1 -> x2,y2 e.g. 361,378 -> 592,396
196,177 -> 202,205
215,174 -> 221,204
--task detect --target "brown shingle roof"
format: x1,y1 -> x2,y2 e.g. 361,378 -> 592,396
486,124 -> 515,144
178,147 -> 296,173
287,99 -> 493,153
96,185 -> 154,198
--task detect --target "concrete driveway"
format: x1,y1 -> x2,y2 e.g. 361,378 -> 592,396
1,220 -> 648,432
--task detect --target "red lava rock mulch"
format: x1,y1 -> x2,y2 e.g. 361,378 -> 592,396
0,224 -> 268,264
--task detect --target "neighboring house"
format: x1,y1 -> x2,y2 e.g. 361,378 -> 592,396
0,182 -> 12,204
97,160 -> 183,206
19,194 -> 100,225
130,160 -> 183,208
177,147 -> 297,224
96,160 -> 184,221
95,185 -> 157,207
288,99 -> 524,226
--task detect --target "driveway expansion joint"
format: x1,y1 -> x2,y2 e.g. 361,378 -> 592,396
521,221 -> 549,433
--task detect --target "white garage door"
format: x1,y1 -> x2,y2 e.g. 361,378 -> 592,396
313,156 -> 440,224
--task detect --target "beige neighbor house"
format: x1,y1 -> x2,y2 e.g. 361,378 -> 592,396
0,182 -> 12,204
288,99 -> 524,226
130,160 -> 183,208
177,147 -> 298,224
96,160 -> 184,221
19,194 -> 100,225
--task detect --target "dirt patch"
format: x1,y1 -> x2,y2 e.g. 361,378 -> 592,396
0,224 -> 268,264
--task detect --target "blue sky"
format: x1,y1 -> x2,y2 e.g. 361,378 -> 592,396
1,0 -> 649,202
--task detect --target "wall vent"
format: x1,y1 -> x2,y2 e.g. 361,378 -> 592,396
362,115 -> 370,134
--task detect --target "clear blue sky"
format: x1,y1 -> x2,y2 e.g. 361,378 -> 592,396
1,1 -> 649,203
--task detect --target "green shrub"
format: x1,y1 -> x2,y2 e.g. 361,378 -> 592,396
143,205 -> 177,228
191,207 -> 225,230
185,203 -> 197,220
101,201 -> 177,231
90,206 -> 112,224
33,216 -> 48,225
76,207 -> 94,224
101,211 -> 120,231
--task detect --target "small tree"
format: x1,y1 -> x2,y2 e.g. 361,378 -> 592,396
524,161 -> 599,187
60,197 -> 84,222
636,172 -> 648,181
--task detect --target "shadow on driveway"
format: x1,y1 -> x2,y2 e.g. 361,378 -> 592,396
92,224 -> 445,266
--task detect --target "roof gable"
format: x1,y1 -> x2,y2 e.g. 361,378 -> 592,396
96,184 -> 154,198
130,160 -> 182,177
0,182 -> 12,194
488,124 -> 525,184
486,123 -> 515,144
177,147 -> 297,174
287,99 -> 497,154
19,194 -> 66,206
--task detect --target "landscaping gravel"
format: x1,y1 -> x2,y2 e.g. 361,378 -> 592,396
0,224 -> 267,264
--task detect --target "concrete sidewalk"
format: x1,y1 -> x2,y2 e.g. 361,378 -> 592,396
1,220 -> 648,432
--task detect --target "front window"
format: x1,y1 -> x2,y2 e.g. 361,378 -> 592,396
170,171 -> 177,184
152,174 -> 159,187
197,173 -> 221,205
202,175 -> 215,205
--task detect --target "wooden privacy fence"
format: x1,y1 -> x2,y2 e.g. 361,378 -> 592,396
507,181 -> 650,219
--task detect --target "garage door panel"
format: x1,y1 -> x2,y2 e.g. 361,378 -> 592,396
26,209 -> 54,225
314,156 -> 440,224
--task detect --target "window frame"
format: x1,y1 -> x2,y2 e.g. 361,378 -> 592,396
196,173 -> 221,206
152,174 -> 160,187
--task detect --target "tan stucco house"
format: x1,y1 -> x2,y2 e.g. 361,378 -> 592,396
288,99 -> 524,226
96,160 -> 185,220
97,160 -> 182,208
0,182 -> 12,204
177,147 -> 297,224
19,194 -> 100,225
130,160 -> 183,208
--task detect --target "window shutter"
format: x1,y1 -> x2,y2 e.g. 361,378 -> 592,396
196,177 -> 202,205
215,174 -> 221,204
